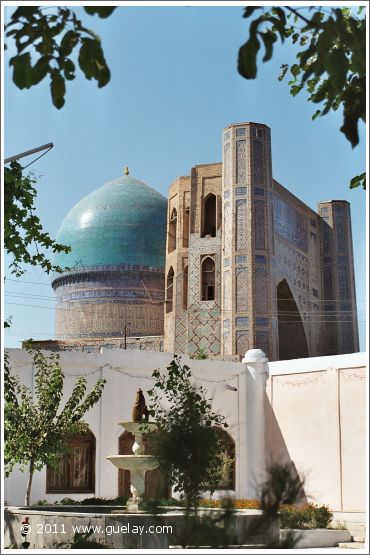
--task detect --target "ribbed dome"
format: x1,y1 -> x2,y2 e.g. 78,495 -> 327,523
54,174 -> 167,269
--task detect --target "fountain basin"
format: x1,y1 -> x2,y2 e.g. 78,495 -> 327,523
106,455 -> 159,472
118,421 -> 157,434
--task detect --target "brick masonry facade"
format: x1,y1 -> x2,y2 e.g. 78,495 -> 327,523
164,122 -> 359,360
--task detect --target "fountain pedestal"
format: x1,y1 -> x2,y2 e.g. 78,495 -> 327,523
107,421 -> 158,512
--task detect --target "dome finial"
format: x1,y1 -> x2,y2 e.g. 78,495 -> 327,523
124,166 -> 129,176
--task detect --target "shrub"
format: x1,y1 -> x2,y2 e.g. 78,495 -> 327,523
280,503 -> 333,529
198,498 -> 260,509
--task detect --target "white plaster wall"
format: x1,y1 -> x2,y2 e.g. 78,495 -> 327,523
4,349 -> 366,512
4,349 -> 243,505
265,352 -> 367,512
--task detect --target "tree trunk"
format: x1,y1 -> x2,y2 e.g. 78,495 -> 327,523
25,458 -> 34,506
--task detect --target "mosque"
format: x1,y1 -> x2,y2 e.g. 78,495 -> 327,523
6,123 -> 365,520
42,121 -> 358,361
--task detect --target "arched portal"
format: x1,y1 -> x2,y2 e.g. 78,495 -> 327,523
118,431 -> 170,499
277,279 -> 308,360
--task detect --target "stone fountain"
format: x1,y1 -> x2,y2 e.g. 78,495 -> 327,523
107,389 -> 159,512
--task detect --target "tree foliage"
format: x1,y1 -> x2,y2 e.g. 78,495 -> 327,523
5,5 -> 115,108
147,356 -> 230,510
4,161 -> 71,276
238,6 -> 366,189
4,347 -> 106,505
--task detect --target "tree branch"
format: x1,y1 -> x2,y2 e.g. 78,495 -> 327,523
286,7 -> 324,30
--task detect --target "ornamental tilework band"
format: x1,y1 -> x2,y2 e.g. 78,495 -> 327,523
255,266 -> 268,312
254,199 -> 266,250
252,140 -> 265,185
224,202 -> 232,254
223,270 -> 232,313
236,140 -> 246,184
224,143 -> 231,188
236,268 -> 248,312
337,265 -> 350,299
335,215 -> 347,253
236,200 -> 247,251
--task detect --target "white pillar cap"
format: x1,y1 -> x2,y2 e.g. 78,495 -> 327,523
242,348 -> 268,363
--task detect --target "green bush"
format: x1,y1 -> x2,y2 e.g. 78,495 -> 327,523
280,503 -> 333,529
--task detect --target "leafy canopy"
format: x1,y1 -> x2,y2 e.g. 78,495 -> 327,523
147,356 -> 230,509
238,6 -> 366,190
4,161 -> 71,276
5,5 -> 115,108
4,347 -> 106,477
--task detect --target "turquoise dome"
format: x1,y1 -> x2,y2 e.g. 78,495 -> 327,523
54,174 -> 167,269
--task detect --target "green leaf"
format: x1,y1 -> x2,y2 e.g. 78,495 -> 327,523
78,38 -> 96,80
312,109 -> 321,120
290,84 -> 303,97
238,37 -> 260,79
290,64 -> 300,78
83,7 -> 116,18
60,30 -> 79,56
278,64 -> 289,81
50,70 -> 66,109
63,59 -> 76,80
30,58 -> 50,85
260,30 -> 277,62
349,172 -> 366,190
325,48 -> 349,91
9,53 -> 33,89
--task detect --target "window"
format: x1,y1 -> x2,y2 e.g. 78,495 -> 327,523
46,431 -> 95,493
202,194 -> 216,237
183,265 -> 188,310
201,257 -> 215,301
166,267 -> 174,313
168,208 -> 177,253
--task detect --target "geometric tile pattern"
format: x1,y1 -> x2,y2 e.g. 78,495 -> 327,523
236,140 -> 246,184
236,200 -> 247,250
187,233 -> 221,355
273,194 -> 308,252
236,268 -> 248,312
254,199 -> 266,251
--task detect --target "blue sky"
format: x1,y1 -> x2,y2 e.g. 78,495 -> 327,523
3,5 -> 366,349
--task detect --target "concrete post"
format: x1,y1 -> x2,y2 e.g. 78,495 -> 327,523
241,348 -> 269,499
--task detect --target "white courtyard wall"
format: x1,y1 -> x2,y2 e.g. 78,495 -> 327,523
265,352 -> 367,513
4,349 -> 366,513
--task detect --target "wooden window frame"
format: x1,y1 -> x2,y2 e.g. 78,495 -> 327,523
46,432 -> 95,494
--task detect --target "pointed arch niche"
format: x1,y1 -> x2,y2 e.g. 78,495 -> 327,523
201,194 -> 217,237
166,267 -> 174,313
168,208 -> 177,253
277,279 -> 308,360
201,256 -> 215,301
